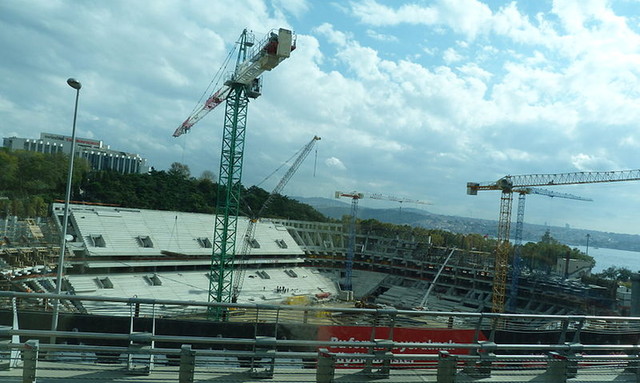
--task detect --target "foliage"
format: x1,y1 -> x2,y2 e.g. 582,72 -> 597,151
594,266 -> 634,282
357,218 -> 498,251
0,148 -> 328,222
0,148 -> 90,217
519,229 -> 594,274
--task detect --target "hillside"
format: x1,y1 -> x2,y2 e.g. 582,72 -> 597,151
293,196 -> 640,252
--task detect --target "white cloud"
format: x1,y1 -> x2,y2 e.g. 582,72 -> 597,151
325,157 -> 346,170
4,0 -> 640,235
570,153 -> 618,171
365,29 -> 398,42
443,48 -> 463,64
350,0 -> 492,39
273,0 -> 309,17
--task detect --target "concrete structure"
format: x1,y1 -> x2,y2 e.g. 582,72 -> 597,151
555,257 -> 592,278
0,204 -> 622,316
3,132 -> 149,174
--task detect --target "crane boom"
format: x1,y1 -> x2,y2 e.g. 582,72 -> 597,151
173,28 -> 295,137
232,136 -> 321,299
368,193 -> 431,205
257,136 -> 321,218
514,187 -> 593,201
468,169 -> 640,194
173,87 -> 231,137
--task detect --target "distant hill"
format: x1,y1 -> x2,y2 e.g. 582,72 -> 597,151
293,196 -> 640,252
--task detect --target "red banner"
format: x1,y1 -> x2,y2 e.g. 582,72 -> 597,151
317,325 -> 485,368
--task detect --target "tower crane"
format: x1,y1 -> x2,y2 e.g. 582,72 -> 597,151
334,192 -> 430,292
334,191 -> 363,292
232,136 -> 320,301
467,169 -> 640,313
174,28 -> 295,318
507,187 -> 592,312
369,193 -> 432,219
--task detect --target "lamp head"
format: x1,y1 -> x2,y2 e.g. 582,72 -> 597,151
67,78 -> 81,90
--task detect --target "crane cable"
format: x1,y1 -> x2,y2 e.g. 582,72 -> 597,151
189,43 -> 236,117
255,144 -> 307,189
177,39 -> 237,183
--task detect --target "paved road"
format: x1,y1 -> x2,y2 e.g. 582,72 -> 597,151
3,361 -> 640,382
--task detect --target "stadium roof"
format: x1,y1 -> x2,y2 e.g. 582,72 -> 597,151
53,203 -> 304,258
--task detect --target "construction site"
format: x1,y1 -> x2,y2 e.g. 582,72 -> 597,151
3,26 -> 640,382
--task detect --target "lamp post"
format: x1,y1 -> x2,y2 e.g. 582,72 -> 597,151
50,78 -> 81,340
586,233 -> 590,256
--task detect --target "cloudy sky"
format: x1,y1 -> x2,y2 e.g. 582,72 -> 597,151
2,0 -> 640,237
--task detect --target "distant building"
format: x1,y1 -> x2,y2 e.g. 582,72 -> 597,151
555,257 -> 592,279
3,132 -> 149,174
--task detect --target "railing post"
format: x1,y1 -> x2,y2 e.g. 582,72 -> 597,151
547,351 -> 567,383
471,341 -> 495,378
624,351 -> 640,379
0,325 -> 12,370
22,339 -> 39,383
317,348 -> 335,383
437,350 -> 457,383
564,342 -> 580,378
127,331 -> 152,375
365,339 -> 392,378
179,344 -> 195,383
250,336 -> 276,378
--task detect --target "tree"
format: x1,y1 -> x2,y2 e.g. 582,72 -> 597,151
168,162 -> 191,179
199,170 -> 216,182
520,231 -> 594,273
596,266 -> 633,282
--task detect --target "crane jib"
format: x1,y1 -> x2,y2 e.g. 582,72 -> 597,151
468,169 -> 640,194
173,28 -> 295,138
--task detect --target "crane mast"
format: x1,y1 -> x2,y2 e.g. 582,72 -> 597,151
507,188 -> 592,312
334,191 -> 363,292
334,192 -> 429,293
174,28 -> 295,319
468,169 -> 640,313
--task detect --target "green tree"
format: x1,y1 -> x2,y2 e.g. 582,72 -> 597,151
168,162 -> 191,179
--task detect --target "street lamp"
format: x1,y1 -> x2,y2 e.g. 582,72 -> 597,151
50,78 -> 82,340
586,233 -> 591,256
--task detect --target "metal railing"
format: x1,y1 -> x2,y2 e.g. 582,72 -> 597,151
2,291 -> 640,382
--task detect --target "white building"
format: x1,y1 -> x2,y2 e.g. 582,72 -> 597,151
3,132 -> 149,174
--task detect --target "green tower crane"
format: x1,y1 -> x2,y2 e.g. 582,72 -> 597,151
174,28 -> 295,319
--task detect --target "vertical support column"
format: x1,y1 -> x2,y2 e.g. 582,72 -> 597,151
507,192 -> 526,312
631,274 -> 640,317
364,339 -> 393,378
316,348 -> 335,383
250,336 -> 275,378
179,344 -> 195,383
474,341 -> 495,378
22,340 -> 39,383
547,352 -> 568,383
127,332 -> 151,375
437,350 -> 457,383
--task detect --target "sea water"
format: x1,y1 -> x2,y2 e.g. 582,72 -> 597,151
574,246 -> 640,273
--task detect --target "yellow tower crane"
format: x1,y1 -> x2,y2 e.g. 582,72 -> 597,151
467,169 -> 640,313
